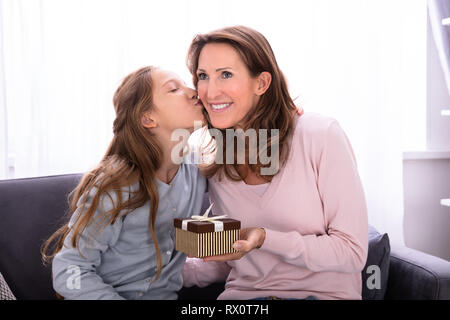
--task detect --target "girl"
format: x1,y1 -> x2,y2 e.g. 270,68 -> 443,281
41,66 -> 207,299
182,26 -> 369,300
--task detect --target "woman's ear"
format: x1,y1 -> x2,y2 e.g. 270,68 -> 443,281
141,112 -> 157,129
255,71 -> 272,96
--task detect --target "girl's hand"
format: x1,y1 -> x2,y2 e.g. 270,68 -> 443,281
202,227 -> 266,262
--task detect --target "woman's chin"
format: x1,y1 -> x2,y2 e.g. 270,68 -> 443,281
210,117 -> 233,130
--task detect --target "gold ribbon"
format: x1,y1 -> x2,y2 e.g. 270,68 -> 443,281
181,203 -> 228,232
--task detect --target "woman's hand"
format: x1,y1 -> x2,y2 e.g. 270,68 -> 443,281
203,227 -> 266,262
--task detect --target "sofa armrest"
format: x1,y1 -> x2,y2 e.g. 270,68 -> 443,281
385,245 -> 450,300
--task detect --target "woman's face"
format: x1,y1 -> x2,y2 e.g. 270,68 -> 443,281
196,43 -> 261,129
150,68 -> 204,133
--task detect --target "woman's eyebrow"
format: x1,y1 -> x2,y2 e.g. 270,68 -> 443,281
197,67 -> 232,72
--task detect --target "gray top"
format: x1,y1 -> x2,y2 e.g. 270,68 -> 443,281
52,162 -> 206,300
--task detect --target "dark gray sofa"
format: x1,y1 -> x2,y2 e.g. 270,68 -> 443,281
1,173 -> 449,300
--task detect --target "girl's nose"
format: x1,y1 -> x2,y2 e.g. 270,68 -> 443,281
186,87 -> 198,99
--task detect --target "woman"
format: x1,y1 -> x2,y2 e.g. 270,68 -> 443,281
182,26 -> 369,300
41,66 -> 207,299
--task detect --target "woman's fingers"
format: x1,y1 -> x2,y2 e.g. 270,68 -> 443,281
201,228 -> 265,262
233,240 -> 251,252
202,240 -> 249,262
239,228 -> 265,249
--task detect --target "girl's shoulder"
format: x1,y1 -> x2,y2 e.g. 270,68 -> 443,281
76,172 -> 139,210
182,161 -> 207,186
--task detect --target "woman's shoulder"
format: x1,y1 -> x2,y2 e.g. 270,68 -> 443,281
294,112 -> 338,137
289,112 -> 343,158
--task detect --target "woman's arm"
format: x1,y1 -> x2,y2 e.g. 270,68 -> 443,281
52,192 -> 125,300
182,257 -> 231,288
204,120 -> 368,273
260,121 -> 368,273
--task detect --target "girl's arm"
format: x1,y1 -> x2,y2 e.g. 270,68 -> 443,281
52,191 -> 125,300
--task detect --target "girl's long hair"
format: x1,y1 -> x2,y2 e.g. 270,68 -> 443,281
41,66 -> 164,281
186,25 -> 298,182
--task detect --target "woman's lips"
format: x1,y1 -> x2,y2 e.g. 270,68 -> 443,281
210,102 -> 232,113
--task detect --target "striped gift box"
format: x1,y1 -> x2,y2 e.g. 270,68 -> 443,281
173,216 -> 241,258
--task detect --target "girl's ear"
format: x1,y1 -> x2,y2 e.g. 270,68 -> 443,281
141,112 -> 157,129
255,71 -> 272,96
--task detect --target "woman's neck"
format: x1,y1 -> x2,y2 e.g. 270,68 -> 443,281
235,164 -> 270,185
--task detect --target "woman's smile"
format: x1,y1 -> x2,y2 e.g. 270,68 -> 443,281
209,102 -> 233,112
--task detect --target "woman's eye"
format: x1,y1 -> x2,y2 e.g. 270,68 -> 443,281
198,73 -> 208,80
222,71 -> 232,79
170,88 -> 179,92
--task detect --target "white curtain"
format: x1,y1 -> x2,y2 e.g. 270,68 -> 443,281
428,0 -> 450,96
0,0 -> 427,245
0,2 -> 7,179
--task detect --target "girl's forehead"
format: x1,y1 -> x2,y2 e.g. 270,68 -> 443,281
153,68 -> 182,85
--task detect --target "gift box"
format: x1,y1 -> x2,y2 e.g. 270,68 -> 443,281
173,214 -> 241,258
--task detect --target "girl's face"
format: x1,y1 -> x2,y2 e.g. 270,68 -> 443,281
150,68 -> 204,132
196,43 -> 262,129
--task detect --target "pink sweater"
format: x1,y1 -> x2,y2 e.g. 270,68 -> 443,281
182,112 -> 369,300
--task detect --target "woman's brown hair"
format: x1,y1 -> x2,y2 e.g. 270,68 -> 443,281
41,66 -> 164,282
186,25 -> 298,182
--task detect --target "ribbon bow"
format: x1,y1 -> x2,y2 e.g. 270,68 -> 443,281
182,202 -> 228,231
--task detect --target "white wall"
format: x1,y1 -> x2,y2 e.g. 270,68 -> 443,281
402,14 -> 450,261
427,12 -> 450,149
0,2 -> 7,178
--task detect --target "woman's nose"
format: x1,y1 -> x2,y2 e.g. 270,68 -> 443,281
206,80 -> 220,101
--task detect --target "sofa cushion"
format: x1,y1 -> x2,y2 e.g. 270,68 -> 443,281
0,173 -> 83,300
361,225 -> 390,300
0,272 -> 16,300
